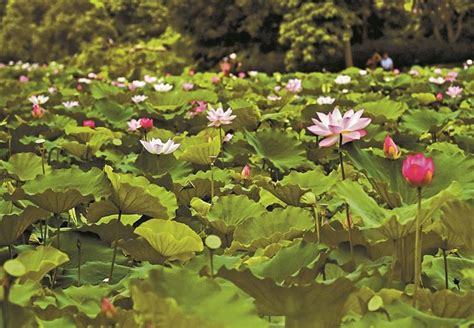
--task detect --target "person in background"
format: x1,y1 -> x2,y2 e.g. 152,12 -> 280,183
366,51 -> 381,70
381,52 -> 394,71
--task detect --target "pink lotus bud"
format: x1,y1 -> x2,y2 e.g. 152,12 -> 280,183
383,135 -> 401,160
19,75 -> 29,83
83,120 -> 95,128
436,92 -> 443,102
402,154 -> 434,187
238,72 -> 246,79
139,118 -> 153,130
211,76 -> 221,84
76,84 -> 83,92
101,298 -> 117,319
31,104 -> 45,118
241,164 -> 250,179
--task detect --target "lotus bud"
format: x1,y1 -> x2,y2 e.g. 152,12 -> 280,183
101,297 -> 117,319
139,118 -> 153,130
436,92 -> 443,102
83,120 -> 95,128
402,153 -> 435,187
383,135 -> 401,160
241,164 -> 250,179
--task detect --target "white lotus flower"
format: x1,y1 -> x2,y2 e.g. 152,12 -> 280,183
140,138 -> 180,155
248,70 -> 258,77
131,95 -> 148,104
267,95 -> 282,101
62,101 -> 79,109
154,83 -> 173,92
286,78 -> 303,93
359,70 -> 367,76
78,78 -> 91,84
28,95 -> 49,105
317,96 -> 335,105
117,77 -> 127,83
466,59 -> 472,66
88,72 -> 97,79
132,80 -> 146,88
207,106 -> 236,127
429,76 -> 445,85
335,75 -> 351,85
229,53 -> 237,60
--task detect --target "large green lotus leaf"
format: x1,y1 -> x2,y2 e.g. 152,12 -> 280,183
0,206 -> 48,246
355,98 -> 408,123
257,180 -> 309,207
86,166 -> 177,222
4,246 -> 69,283
401,109 -> 458,135
61,141 -> 91,159
178,136 -> 221,165
228,99 -> 261,130
245,129 -> 308,171
118,237 -> 166,264
129,267 -> 266,328
20,167 -> 111,214
79,220 -> 137,244
219,267 -> 356,328
174,178 -> 223,206
231,206 -> 314,251
247,240 -> 328,284
440,200 -> 473,251
90,81 -> 121,99
2,152 -> 51,181
422,255 -> 473,291
134,219 -> 203,261
192,195 -> 266,235
94,99 -> 134,123
63,261 -> 130,286
134,151 -> 192,180
281,168 -> 340,197
0,302 -> 36,328
412,92 -> 436,105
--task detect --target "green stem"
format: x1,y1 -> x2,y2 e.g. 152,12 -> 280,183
56,223 -> 61,250
442,245 -> 449,290
413,187 -> 422,307
8,245 -> 13,259
218,126 -> 223,150
77,238 -> 81,286
401,236 -> 406,284
210,162 -> 215,203
109,210 -> 122,283
40,147 -> 46,175
312,206 -> 320,243
339,135 -> 354,266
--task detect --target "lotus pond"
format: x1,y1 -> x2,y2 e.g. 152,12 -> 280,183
0,62 -> 473,327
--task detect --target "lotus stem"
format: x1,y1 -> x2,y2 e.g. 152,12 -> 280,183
77,238 -> 81,286
401,236 -> 406,284
109,210 -> 122,283
209,249 -> 215,279
218,126 -> 223,150
210,162 -> 215,203
40,146 -> 46,175
8,245 -> 13,259
312,205 -> 320,243
413,187 -> 422,307
47,147 -> 61,166
442,241 -> 449,289
56,225 -> 60,250
339,134 -> 354,266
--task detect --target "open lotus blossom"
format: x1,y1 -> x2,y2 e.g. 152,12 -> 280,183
248,70 -> 258,77
445,71 -> 458,82
402,153 -> 434,187
140,138 -> 180,155
428,76 -> 445,85
308,107 -> 371,147
19,75 -> 29,82
78,78 -> 91,84
434,68 -> 442,74
139,117 -> 153,129
383,135 -> 401,159
446,86 -> 463,98
286,78 -> 302,93
359,70 -> 367,76
131,80 -> 146,89
144,75 -> 157,84
83,120 -> 96,128
131,95 -> 148,104
127,119 -> 141,132
207,106 -> 236,127
154,83 -> 173,92
62,101 -> 79,109
335,75 -> 351,85
317,96 -> 335,105
29,95 -> 49,105
182,82 -> 194,91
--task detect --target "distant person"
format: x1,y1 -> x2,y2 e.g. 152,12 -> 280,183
366,52 -> 381,70
381,52 -> 394,71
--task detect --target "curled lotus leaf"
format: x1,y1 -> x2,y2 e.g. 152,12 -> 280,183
2,152 -> 51,181
0,206 -> 49,246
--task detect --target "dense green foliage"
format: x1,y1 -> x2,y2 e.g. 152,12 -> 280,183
0,60 -> 472,327
1,0 -> 473,73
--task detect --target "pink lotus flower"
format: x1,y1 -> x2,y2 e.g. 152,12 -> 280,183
127,119 -> 141,132
436,93 -> 443,102
182,82 -> 194,91
211,76 -> 221,84
286,78 -> 302,93
31,104 -> 45,118
238,72 -> 246,79
207,106 -> 236,127
446,86 -> 463,98
83,120 -> 95,128
241,164 -> 250,179
19,75 -> 29,83
192,101 -> 207,113
223,133 -> 233,142
308,107 -> 371,147
139,118 -> 153,130
402,153 -> 434,187
383,135 -> 401,160
445,71 -> 458,82
140,138 -> 180,155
